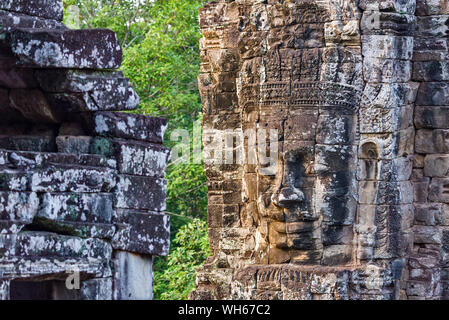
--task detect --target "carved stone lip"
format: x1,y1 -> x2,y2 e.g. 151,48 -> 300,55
271,221 -> 317,234
281,208 -> 318,222
235,264 -> 379,277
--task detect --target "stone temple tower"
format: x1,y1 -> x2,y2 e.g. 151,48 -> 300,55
0,0 -> 170,299
192,0 -> 449,300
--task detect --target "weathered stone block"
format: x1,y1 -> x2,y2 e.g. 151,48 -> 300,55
362,35 -> 414,60
290,250 -> 322,265
0,232 -> 112,279
109,139 -> 169,177
0,9 -> 66,31
56,136 -> 92,154
360,105 -> 414,134
441,204 -> 449,225
322,226 -> 353,246
32,192 -> 115,238
413,37 -> 449,62
320,62 -> 364,89
0,231 -> 112,260
416,16 -> 449,38
51,278 -> 113,300
416,0 -> 449,15
416,83 -> 449,106
316,114 -> 356,145
357,157 -> 413,181
112,210 -> 170,256
6,28 -> 122,69
406,280 -> 433,297
350,266 -> 395,295
363,58 -> 412,83
0,135 -> 56,152
0,280 -> 9,300
415,203 -> 442,226
357,205 -> 413,233
0,192 -> 39,233
415,203 -> 440,226
208,205 -> 223,228
0,124 -> 56,137
413,61 -> 449,82
284,113 -> 318,141
113,251 -> 153,300
0,149 -> 115,170
415,106 -> 449,129
413,179 -> 430,203
416,129 -> 449,154
361,11 -> 416,36
27,220 -> 114,240
0,0 -> 170,301
314,144 -> 358,173
47,91 -> 138,112
0,170 -> 29,191
409,268 -> 433,282
0,0 -> 63,20
414,226 -> 442,244
30,166 -> 116,193
38,193 -> 113,224
359,131 -> 414,162
78,278 -> 113,300
359,0 -> 417,14
414,154 -> 425,168
115,175 -> 167,211
38,70 -> 139,112
424,154 -> 449,177
322,245 -> 353,266
362,82 -> 419,109
45,93 -> 98,113
222,205 -> 241,228
319,195 -> 357,226
207,49 -> 239,73
373,231 -> 413,259
359,181 -> 414,205
429,178 -> 449,203
89,137 -> 115,158
85,112 -> 168,144
412,168 -> 424,182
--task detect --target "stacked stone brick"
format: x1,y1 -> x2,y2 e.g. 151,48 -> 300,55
192,0 -> 449,300
357,0 -> 417,299
411,0 -> 449,300
0,0 -> 170,300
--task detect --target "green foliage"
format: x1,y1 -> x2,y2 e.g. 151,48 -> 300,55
121,1 -> 205,122
154,219 -> 211,300
62,0 -> 211,300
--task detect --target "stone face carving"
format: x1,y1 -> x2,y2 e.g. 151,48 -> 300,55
236,0 -> 363,267
0,1 -> 170,300
192,0 -> 449,300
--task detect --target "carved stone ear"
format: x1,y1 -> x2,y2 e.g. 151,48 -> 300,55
360,141 -> 380,160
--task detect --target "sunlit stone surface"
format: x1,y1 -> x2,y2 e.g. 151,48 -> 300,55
192,0 -> 449,300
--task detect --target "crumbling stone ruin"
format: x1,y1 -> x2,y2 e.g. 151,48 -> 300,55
0,0 -> 170,300
192,0 -> 449,300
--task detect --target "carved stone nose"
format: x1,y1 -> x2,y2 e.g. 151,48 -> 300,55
272,187 -> 305,208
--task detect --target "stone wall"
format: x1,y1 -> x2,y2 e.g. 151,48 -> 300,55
410,0 -> 449,300
192,0 -> 449,300
0,1 -> 170,300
